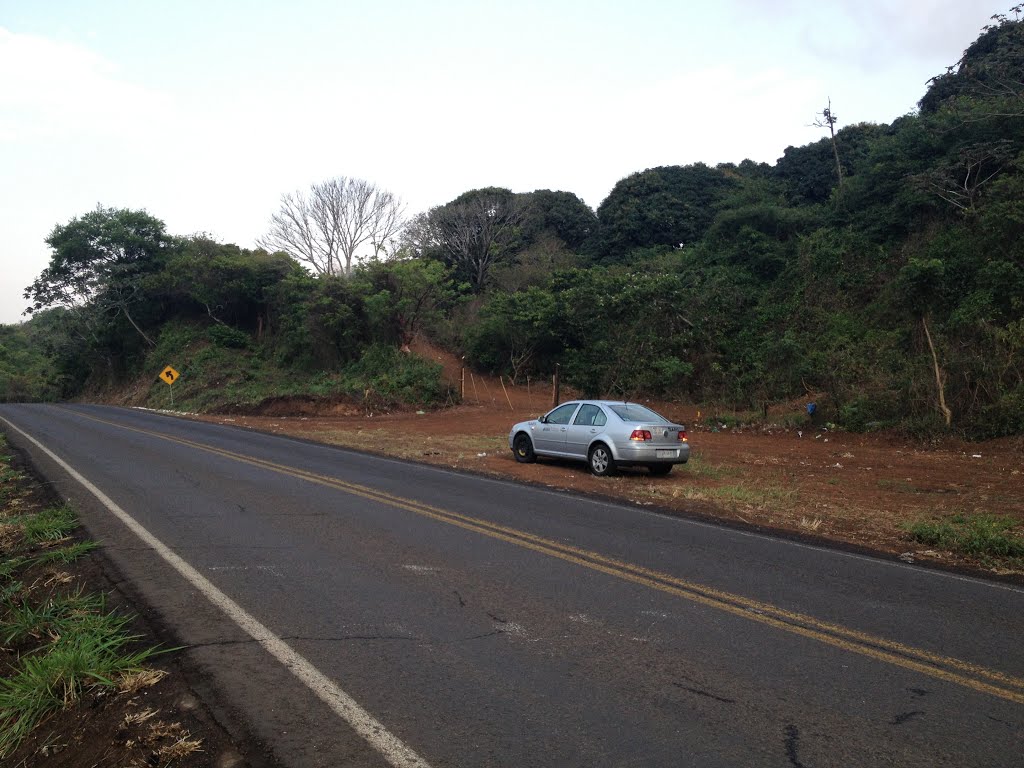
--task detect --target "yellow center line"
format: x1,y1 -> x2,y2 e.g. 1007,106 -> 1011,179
72,408 -> 1024,705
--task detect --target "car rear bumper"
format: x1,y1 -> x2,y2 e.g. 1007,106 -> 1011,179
612,442 -> 690,465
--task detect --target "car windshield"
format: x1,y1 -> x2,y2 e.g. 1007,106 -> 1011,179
608,404 -> 671,424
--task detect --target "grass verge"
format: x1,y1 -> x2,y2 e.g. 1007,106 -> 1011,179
906,513 -> 1024,566
0,437 -> 172,759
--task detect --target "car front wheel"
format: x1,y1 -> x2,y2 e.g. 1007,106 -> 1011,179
588,443 -> 616,477
513,433 -> 536,463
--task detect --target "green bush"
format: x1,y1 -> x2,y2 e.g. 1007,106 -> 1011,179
971,387 -> 1024,439
207,324 -> 252,349
339,345 -> 448,408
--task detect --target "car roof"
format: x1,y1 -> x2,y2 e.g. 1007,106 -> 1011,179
561,400 -> 647,406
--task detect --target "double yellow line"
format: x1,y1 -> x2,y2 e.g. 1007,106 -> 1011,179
75,409 -> 1024,705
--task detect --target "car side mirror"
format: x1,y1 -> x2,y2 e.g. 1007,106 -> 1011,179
538,415 -> 547,423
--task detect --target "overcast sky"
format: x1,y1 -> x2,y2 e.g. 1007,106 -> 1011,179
0,0 -> 1001,324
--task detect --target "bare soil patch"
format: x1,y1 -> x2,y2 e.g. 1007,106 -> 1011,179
187,343 -> 1024,581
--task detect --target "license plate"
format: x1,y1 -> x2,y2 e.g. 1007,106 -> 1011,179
656,449 -> 676,458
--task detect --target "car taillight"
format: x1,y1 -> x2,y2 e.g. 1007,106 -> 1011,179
678,430 -> 688,442
629,429 -> 652,441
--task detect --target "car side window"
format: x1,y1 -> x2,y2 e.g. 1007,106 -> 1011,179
546,403 -> 579,425
592,408 -> 607,427
574,404 -> 603,426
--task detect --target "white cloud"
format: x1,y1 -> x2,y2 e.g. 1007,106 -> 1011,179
731,0 -> 995,71
0,27 -> 171,141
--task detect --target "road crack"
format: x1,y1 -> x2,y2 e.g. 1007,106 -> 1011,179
672,682 -> 735,704
890,711 -> 924,726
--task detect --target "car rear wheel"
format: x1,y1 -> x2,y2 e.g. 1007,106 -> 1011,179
588,443 -> 616,477
513,433 -> 536,463
648,464 -> 672,476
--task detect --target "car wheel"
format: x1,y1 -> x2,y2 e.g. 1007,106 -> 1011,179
512,433 -> 536,463
588,443 -> 616,477
648,464 -> 672,476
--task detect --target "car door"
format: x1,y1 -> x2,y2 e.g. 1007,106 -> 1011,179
564,403 -> 606,458
532,402 -> 580,455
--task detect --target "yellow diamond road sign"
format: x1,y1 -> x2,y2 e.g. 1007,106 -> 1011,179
159,365 -> 180,386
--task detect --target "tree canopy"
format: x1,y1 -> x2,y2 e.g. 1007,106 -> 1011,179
596,164 -> 737,259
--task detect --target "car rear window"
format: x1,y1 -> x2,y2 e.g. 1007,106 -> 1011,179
608,404 -> 670,423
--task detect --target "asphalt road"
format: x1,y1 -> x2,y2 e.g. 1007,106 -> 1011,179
1,403 -> 1022,768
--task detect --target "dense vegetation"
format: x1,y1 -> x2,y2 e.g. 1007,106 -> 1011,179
3,14 -> 1023,437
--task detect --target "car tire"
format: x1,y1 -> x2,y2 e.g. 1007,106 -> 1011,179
512,433 -> 537,463
588,443 -> 616,477
648,464 -> 672,476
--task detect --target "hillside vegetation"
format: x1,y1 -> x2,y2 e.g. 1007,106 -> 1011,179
3,14 -> 1023,437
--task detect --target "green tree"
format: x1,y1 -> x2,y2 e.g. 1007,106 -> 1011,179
551,268 -> 696,397
464,287 -> 561,382
25,206 -> 172,348
596,164 -> 737,259
158,238 -> 299,334
519,190 -> 598,255
353,258 -> 458,346
920,10 -> 1024,116
268,273 -> 369,369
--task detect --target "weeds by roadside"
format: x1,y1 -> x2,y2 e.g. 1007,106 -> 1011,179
683,482 -> 798,508
0,618 -> 161,755
682,454 -> 735,481
0,436 -> 199,763
907,514 -> 1024,567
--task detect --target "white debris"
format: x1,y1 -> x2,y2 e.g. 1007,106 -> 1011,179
402,565 -> 438,574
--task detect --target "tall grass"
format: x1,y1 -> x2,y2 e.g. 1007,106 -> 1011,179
20,505 -> 77,544
1,590 -> 103,645
0,614 -> 161,755
907,514 -> 1024,560
0,442 -> 165,757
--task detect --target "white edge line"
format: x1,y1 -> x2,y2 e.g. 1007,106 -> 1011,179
0,414 -> 432,768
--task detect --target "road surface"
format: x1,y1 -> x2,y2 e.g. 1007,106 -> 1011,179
1,403 -> 1021,767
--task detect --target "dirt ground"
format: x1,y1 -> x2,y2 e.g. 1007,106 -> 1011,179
187,341 -> 1024,581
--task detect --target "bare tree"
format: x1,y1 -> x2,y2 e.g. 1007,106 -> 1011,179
259,177 -> 405,276
812,99 -> 843,190
431,188 -> 527,291
912,140 -> 1015,213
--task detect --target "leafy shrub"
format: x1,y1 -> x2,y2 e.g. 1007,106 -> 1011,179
971,387 -> 1024,440
207,324 -> 251,349
339,345 -> 448,408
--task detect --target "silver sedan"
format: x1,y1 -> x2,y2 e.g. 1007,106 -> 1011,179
508,401 -> 690,477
